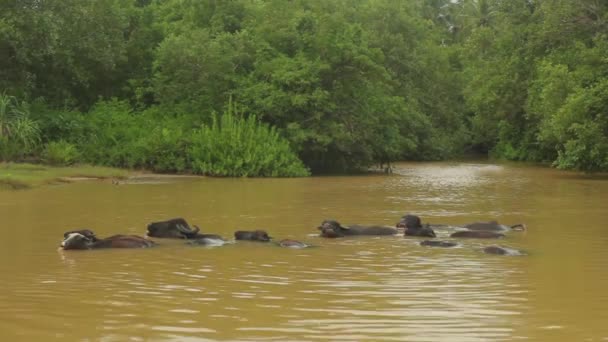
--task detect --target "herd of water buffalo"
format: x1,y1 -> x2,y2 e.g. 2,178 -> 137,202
59,214 -> 526,256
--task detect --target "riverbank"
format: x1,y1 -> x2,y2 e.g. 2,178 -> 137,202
0,163 -> 130,189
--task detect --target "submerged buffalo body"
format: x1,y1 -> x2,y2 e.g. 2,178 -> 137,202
147,218 -> 202,239
405,225 -> 436,238
483,245 -> 524,256
188,234 -> 227,246
420,240 -> 458,248
234,230 -> 272,242
278,239 -> 309,248
61,232 -> 155,250
463,221 -> 526,231
450,231 -> 504,239
318,220 -> 397,238
395,215 -> 526,240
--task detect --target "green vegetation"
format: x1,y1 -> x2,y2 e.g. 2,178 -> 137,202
0,163 -> 128,189
1,0 -> 607,173
188,103 -> 309,177
0,94 -> 40,161
42,140 -> 80,166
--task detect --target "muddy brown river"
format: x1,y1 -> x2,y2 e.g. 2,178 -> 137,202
1,162 -> 607,341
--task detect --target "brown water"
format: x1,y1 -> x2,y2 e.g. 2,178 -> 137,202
1,162 -> 607,341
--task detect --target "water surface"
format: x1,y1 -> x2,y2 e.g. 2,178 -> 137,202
1,162 -> 607,341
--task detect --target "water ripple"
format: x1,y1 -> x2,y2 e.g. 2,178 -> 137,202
2,162 -> 608,341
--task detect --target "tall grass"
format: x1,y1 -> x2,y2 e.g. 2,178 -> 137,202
0,94 -> 40,161
189,109 -> 310,177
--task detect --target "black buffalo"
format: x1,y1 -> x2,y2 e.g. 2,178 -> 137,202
61,231 -> 155,250
396,214 -> 440,238
318,220 -> 397,238
397,214 -> 525,238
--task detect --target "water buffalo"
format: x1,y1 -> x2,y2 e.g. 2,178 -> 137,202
420,240 -> 458,248
61,232 -> 155,250
483,245 -> 524,256
397,214 -> 525,232
234,230 -> 272,242
147,218 -> 202,239
396,214 -> 422,229
278,239 -> 309,248
450,231 -> 504,239
464,221 -> 526,231
318,220 -> 397,238
396,214 -> 437,237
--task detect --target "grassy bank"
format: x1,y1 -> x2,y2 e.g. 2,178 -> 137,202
0,163 -> 129,190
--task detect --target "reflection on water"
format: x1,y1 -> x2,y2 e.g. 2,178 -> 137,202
0,162 -> 607,341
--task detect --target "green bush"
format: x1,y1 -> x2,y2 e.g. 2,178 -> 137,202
0,136 -> 18,161
42,140 -> 80,166
76,99 -> 141,168
188,108 -> 310,177
0,94 -> 40,161
40,99 -> 307,176
29,104 -> 88,145
133,126 -> 188,173
555,121 -> 608,173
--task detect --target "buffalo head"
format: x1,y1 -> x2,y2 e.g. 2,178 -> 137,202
317,219 -> 348,238
396,214 -> 422,229
61,232 -> 95,250
63,229 -> 97,242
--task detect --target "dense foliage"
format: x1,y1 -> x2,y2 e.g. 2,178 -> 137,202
1,0 -> 607,173
0,94 -> 40,160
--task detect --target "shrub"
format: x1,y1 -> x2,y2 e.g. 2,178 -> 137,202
133,126 -> 188,173
555,121 -> 608,173
76,99 -> 140,167
188,106 -> 309,177
0,93 -> 40,161
13,97 -> 309,177
42,140 -> 80,165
